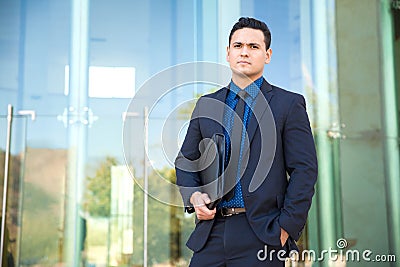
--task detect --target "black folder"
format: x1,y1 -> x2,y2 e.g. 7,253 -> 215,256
198,133 -> 225,209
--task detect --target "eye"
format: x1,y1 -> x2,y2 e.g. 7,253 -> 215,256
233,43 -> 242,48
250,45 -> 259,49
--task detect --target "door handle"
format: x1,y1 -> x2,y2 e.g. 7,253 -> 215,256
17,110 -> 36,121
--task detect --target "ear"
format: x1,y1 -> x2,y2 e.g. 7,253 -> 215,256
265,48 -> 272,64
226,46 -> 230,62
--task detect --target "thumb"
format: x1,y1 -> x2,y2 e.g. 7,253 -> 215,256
201,193 -> 211,204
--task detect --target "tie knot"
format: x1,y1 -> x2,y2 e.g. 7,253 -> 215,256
236,90 -> 248,100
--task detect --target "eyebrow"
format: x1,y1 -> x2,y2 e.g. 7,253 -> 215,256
232,42 -> 261,47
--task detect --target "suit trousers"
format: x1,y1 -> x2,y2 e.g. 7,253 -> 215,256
189,213 -> 287,267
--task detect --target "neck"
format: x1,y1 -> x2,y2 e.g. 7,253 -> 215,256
231,74 -> 262,89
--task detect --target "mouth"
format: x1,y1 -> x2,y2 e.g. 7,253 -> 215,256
237,61 -> 250,65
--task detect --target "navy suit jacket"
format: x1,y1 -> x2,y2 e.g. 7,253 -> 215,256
175,79 -> 318,252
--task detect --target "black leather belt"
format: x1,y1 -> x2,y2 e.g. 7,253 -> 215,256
218,207 -> 246,217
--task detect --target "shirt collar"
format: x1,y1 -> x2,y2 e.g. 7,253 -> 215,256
229,76 -> 263,100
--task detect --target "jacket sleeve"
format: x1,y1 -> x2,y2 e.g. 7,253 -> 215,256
175,98 -> 203,213
278,94 -> 318,240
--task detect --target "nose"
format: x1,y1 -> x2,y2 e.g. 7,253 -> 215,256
240,45 -> 249,56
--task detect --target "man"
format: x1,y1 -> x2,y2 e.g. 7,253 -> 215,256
175,17 -> 318,266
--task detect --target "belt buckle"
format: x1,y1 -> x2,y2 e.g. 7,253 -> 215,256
221,207 -> 233,217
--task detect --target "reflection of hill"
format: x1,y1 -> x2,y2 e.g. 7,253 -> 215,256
24,147 -> 67,196
0,147 -> 67,216
0,150 -> 22,225
21,148 -> 67,264
1,147 -> 68,264
1,150 -> 22,264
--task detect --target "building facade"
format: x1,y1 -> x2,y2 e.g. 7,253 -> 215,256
1,0 -> 399,266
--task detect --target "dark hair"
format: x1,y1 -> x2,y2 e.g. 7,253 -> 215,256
229,17 -> 271,50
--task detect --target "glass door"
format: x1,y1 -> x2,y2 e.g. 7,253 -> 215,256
1,107 -> 37,266
1,107 -> 86,266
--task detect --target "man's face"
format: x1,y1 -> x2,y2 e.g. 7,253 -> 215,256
226,28 -> 272,82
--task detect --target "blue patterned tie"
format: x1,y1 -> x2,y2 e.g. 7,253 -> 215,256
224,90 -> 247,201
219,77 -> 262,208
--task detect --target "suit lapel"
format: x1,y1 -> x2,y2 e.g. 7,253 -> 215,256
204,87 -> 228,136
